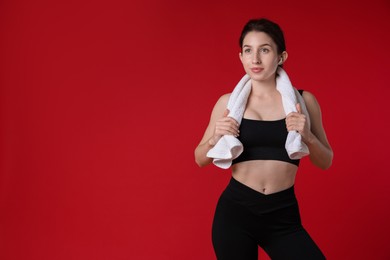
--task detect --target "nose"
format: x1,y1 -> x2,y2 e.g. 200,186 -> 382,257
252,52 -> 261,64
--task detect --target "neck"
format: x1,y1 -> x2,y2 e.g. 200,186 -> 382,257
250,76 -> 277,97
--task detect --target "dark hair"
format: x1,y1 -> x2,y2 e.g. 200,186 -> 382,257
239,18 -> 286,54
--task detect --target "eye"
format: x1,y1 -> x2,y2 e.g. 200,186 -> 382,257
243,48 -> 251,54
260,48 -> 269,53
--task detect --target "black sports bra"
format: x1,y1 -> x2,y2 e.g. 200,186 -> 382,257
232,118 -> 300,166
232,90 -> 304,166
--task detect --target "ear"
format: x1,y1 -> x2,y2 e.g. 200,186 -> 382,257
239,52 -> 243,63
280,51 -> 288,64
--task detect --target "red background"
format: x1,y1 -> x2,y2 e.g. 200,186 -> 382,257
1,0 -> 389,259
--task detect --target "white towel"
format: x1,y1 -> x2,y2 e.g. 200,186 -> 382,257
206,67 -> 310,169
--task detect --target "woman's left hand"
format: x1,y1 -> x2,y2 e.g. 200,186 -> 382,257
285,103 -> 313,143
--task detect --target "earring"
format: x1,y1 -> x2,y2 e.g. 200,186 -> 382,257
278,58 -> 283,65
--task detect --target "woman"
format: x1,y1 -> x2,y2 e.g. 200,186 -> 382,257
194,18 -> 333,259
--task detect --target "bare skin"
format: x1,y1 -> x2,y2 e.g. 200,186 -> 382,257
194,31 -> 333,195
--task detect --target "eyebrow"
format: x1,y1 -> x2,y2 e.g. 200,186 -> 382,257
243,43 -> 272,48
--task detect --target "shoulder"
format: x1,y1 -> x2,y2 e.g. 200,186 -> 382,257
301,90 -> 320,109
209,93 -> 231,119
301,90 -> 323,120
217,93 -> 231,103
213,93 -> 231,109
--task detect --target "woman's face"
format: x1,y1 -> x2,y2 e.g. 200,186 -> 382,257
239,31 -> 282,83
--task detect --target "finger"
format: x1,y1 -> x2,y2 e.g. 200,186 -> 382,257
220,116 -> 239,127
215,128 -> 239,137
285,119 -> 301,132
216,124 -> 239,136
286,111 -> 300,118
229,117 -> 239,127
285,115 -> 299,125
223,109 -> 229,117
296,103 -> 302,114
285,124 -> 296,132
218,123 -> 239,133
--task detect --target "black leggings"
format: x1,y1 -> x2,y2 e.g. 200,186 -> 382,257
212,177 -> 325,260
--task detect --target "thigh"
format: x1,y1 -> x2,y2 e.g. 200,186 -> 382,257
212,195 -> 258,260
260,203 -> 325,260
264,227 -> 325,260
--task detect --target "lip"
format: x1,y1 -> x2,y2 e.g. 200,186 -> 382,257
251,67 -> 263,73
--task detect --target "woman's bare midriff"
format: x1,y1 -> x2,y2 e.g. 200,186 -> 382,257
231,160 -> 298,195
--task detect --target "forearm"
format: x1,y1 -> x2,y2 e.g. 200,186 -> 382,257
194,139 -> 215,167
304,133 -> 333,170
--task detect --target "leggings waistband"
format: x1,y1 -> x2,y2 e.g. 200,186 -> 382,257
222,177 -> 298,214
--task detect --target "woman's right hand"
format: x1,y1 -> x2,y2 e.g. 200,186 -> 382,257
195,94 -> 237,167
208,109 -> 240,146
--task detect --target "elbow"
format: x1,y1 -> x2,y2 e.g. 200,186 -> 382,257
194,151 -> 208,168
320,162 -> 332,170
195,158 -> 204,168
320,150 -> 334,170
195,158 -> 209,168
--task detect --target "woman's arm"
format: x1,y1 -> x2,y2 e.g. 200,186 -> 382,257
286,91 -> 333,170
194,94 -> 239,167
